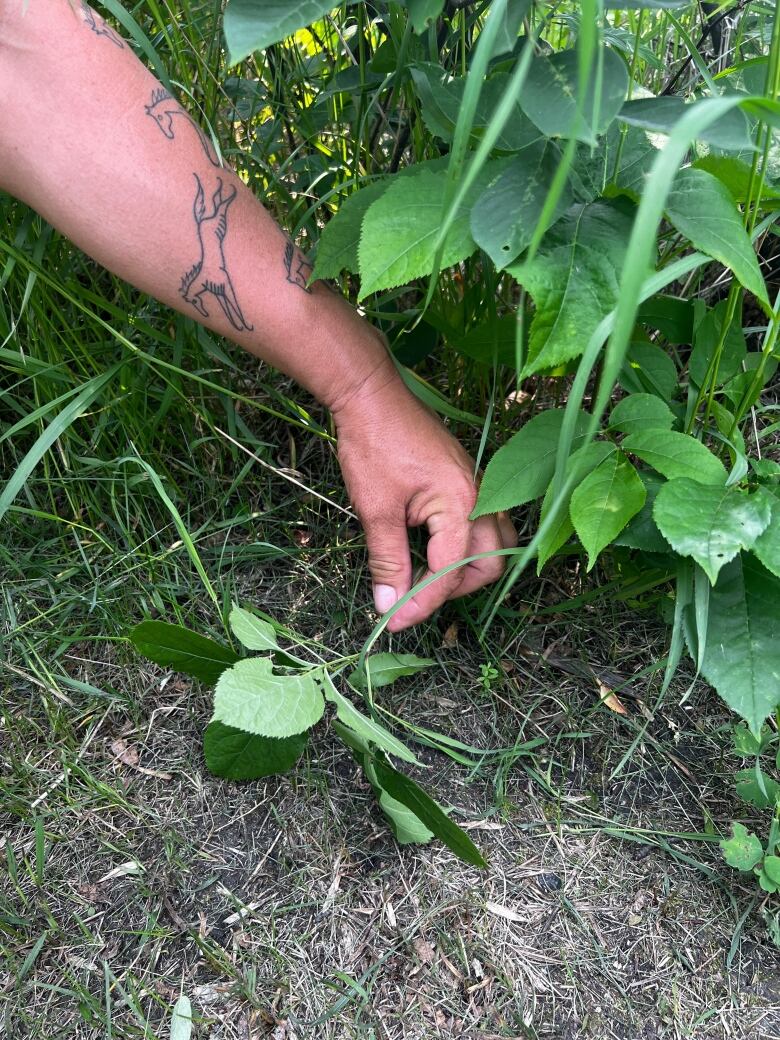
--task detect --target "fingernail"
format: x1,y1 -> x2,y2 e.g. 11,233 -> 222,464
373,584 -> 397,613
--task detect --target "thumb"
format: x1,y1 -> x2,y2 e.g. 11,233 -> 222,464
362,512 -> 413,616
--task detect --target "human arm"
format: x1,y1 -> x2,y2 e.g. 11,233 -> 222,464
0,0 -> 516,630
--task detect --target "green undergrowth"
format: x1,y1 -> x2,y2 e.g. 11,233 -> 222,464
4,0 -> 780,986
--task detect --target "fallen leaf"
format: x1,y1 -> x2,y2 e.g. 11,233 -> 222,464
597,682 -> 627,715
110,738 -> 140,767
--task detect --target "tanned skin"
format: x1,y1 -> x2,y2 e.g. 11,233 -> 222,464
0,0 -> 517,630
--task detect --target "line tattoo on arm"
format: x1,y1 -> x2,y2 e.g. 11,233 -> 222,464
284,241 -> 314,294
80,1 -> 125,48
145,88 -> 221,168
180,174 -> 253,333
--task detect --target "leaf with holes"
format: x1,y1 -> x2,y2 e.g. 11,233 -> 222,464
471,142 -> 572,268
720,822 -> 763,872
569,452 -> 646,570
213,658 -> 325,738
654,480 -> 771,584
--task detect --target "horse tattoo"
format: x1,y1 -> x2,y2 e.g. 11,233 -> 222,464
284,241 -> 314,293
80,1 -> 124,47
145,88 -> 220,167
180,175 -> 253,333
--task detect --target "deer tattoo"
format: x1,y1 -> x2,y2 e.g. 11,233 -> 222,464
80,2 -> 124,47
284,241 -> 314,293
145,89 -> 220,167
180,175 -> 253,333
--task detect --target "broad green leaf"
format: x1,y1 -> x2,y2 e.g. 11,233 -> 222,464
698,555 -> 780,734
752,458 -> 780,480
654,480 -> 771,584
321,673 -> 419,764
450,313 -> 519,368
520,47 -> 629,144
358,162 -> 508,299
732,722 -> 774,757
605,1 -> 696,7
619,341 -> 678,401
130,621 -> 238,685
608,393 -> 675,435
213,658 -> 325,738
403,0 -> 444,33
618,97 -> 755,152
378,789 -> 434,844
509,200 -> 635,377
637,295 -> 693,345
311,178 -> 388,281
760,867 -> 780,894
229,604 -> 278,652
572,124 -> 659,201
349,653 -> 436,690
720,822 -> 763,871
473,408 -> 590,517
622,430 -> 727,485
694,155 -> 780,204
408,64 -> 541,150
666,168 -> 768,305
493,0 -> 532,56
751,487 -> 780,578
536,441 -> 617,571
311,157 -> 450,282
612,472 -> 671,553
170,995 -> 192,1040
204,721 -> 306,780
689,299 -> 747,388
735,768 -> 780,809
471,142 -> 572,268
764,856 -> 780,885
570,452 -> 646,570
224,1 -> 358,64
372,760 -> 487,867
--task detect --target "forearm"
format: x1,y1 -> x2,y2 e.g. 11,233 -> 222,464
0,0 -> 394,414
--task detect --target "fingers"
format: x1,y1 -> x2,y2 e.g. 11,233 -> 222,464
386,483 -> 475,632
449,513 -> 517,600
385,509 -> 518,631
362,509 -> 413,619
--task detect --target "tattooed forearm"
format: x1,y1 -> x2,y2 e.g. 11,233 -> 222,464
180,174 -> 253,333
284,241 -> 314,294
80,1 -> 124,48
145,88 -> 221,168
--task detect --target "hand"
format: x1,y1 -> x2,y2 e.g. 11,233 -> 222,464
333,358 -> 517,632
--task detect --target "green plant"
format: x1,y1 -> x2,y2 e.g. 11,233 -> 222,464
218,0 -> 780,914
130,605 -> 487,865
